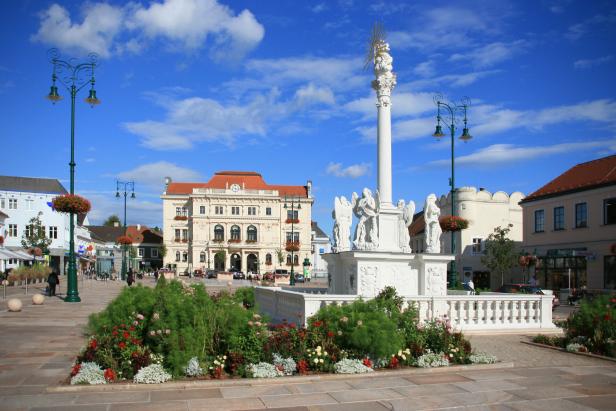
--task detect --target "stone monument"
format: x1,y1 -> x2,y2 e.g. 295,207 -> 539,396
324,32 -> 453,298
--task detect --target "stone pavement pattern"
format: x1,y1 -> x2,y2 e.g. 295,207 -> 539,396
0,280 -> 615,410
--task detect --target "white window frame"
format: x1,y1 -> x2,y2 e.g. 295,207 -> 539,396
138,248 -> 144,257
49,226 -> 58,239
266,207 -> 272,216
199,205 -> 206,215
8,224 -> 17,237
152,248 -> 159,258
472,238 -> 484,255
8,198 -> 17,210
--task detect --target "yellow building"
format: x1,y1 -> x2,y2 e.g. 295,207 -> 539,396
161,171 -> 313,274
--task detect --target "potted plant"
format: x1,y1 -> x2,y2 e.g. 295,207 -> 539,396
439,216 -> 469,232
52,194 -> 91,214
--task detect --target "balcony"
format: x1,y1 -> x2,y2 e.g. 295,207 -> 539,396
228,239 -> 241,244
174,215 -> 188,221
285,241 -> 300,252
285,218 -> 300,224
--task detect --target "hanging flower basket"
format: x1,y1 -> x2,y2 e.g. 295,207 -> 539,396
519,255 -> 537,267
116,235 -> 133,245
285,218 -> 300,224
52,194 -> 91,214
439,216 -> 469,232
285,241 -> 300,252
29,247 -> 42,257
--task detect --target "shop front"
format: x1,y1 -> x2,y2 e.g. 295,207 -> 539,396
537,248 -> 588,292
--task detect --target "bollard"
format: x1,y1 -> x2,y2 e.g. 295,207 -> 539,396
25,277 -> 28,295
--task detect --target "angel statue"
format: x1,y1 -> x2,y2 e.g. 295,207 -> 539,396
352,188 -> 379,250
332,196 -> 353,252
397,200 -> 415,253
424,194 -> 442,253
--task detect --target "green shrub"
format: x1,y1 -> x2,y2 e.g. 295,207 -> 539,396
565,295 -> 616,356
233,287 -> 256,309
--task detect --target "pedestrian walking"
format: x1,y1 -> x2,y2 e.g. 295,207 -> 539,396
127,269 -> 134,287
47,270 -> 59,296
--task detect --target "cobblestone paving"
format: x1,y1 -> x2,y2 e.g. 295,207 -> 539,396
0,280 -> 615,410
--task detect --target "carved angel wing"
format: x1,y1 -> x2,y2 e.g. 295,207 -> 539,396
404,200 -> 416,227
374,189 -> 380,212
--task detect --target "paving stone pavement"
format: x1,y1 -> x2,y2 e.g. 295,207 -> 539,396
1,280 -> 615,411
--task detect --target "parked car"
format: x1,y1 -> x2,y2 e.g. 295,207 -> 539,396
205,269 -> 217,279
293,273 -> 305,283
193,269 -> 204,278
498,283 -> 560,310
232,271 -> 246,280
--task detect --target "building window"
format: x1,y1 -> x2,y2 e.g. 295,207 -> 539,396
534,210 -> 545,233
605,256 -> 616,289
0,198 -> 4,208
231,206 -> 240,215
265,253 -> 272,265
49,226 -> 58,239
294,255 -> 299,265
26,199 -> 34,210
182,229 -> 188,241
575,203 -> 587,228
175,251 -> 181,262
605,198 -> 616,225
287,209 -> 298,220
215,206 -> 223,215
472,238 -> 483,254
248,206 -> 256,215
247,225 -> 257,241
25,225 -> 32,237
286,232 -> 299,242
182,252 -> 188,262
176,206 -> 188,216
152,248 -> 158,258
8,224 -> 17,237
175,207 -> 181,216
230,225 -> 241,240
266,207 -> 272,216
214,225 -> 224,241
175,229 -> 181,241
8,198 -> 17,209
286,254 -> 292,265
554,206 -> 565,230
199,205 -> 206,215
138,248 -> 144,257
200,251 -> 206,263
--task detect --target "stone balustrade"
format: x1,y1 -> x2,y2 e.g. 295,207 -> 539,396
255,287 -> 555,331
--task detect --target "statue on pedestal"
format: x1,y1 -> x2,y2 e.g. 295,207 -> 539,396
352,188 -> 379,250
332,196 -> 353,252
397,200 -> 415,253
424,194 -> 442,253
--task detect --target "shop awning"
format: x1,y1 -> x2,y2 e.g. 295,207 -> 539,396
5,249 -> 45,261
0,249 -> 25,260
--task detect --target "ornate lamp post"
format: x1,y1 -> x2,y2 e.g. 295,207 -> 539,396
116,181 -> 135,281
46,48 -> 100,303
432,94 -> 472,288
284,196 -> 302,286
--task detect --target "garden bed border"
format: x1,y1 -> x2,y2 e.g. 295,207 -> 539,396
522,341 -> 616,363
48,361 -> 513,393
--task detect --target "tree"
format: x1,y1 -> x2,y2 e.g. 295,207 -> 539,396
21,213 -> 52,254
276,248 -> 284,269
158,244 -> 167,258
103,214 -> 121,227
481,224 -> 518,287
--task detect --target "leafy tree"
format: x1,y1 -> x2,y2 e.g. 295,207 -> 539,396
21,213 -> 52,254
481,224 -> 518,286
276,248 -> 284,268
103,214 -> 121,227
158,244 -> 167,258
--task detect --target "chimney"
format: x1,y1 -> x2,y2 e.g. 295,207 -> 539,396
113,221 -> 120,227
307,180 -> 312,197
137,224 -> 141,231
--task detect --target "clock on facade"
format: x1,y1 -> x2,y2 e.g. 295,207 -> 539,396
230,184 -> 241,192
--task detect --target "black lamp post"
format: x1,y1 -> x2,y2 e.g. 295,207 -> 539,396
116,180 -> 135,281
284,196 -> 302,286
432,94 -> 472,288
46,48 -> 100,303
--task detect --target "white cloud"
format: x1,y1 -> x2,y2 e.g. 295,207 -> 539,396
344,91 -> 434,120
449,41 -> 527,68
86,192 -> 162,226
573,55 -> 613,70
311,3 -> 327,13
117,161 -> 202,188
326,162 -> 370,178
31,3 -> 124,58
429,140 -> 616,167
32,0 -> 264,60
293,83 -> 335,107
413,60 -> 436,77
408,70 -> 501,90
566,11 -> 616,41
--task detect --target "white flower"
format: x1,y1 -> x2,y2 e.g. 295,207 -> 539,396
136,314 -> 144,320
397,350 -> 402,356
133,364 -> 172,384
316,346 -> 322,351
165,329 -> 171,335
223,355 -> 227,360
401,355 -> 407,360
153,313 -> 160,320
149,331 -> 155,336
156,329 -> 162,335
337,330 -> 342,336
133,321 -> 139,326
324,351 -> 328,356
313,358 -> 319,364
357,320 -> 363,326
319,358 -> 324,364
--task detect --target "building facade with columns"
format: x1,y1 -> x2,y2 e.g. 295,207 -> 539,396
161,171 -> 313,275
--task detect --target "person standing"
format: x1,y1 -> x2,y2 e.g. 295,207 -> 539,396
127,268 -> 134,287
47,270 -> 59,296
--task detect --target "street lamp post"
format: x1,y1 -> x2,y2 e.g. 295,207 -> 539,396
116,181 -> 135,281
284,196 -> 302,286
432,94 -> 472,288
46,48 -> 100,303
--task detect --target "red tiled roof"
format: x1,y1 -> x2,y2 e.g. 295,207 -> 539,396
166,171 -> 308,197
521,155 -> 616,203
408,211 -> 425,236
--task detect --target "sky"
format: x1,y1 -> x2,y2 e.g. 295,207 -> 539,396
1,0 -> 615,234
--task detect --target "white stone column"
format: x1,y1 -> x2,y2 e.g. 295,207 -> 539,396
372,41 -> 396,207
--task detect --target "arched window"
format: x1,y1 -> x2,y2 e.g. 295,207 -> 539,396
293,255 -> 299,265
265,253 -> 272,265
214,225 -> 224,241
247,225 -> 257,241
230,225 -> 241,240
182,251 -> 188,262
200,251 -> 206,263
175,251 -> 180,262
286,254 -> 292,265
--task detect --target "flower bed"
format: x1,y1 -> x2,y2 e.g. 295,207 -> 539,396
52,194 -> 91,214
533,295 -> 616,358
439,216 -> 469,232
69,284 -> 492,384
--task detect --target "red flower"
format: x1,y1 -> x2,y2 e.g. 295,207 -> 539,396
129,326 -> 135,331
123,331 -> 130,339
604,314 -> 612,321
327,330 -> 335,338
297,359 -> 309,374
89,339 -> 97,350
118,342 -> 126,350
362,358 -> 373,368
289,322 -> 296,329
71,363 -> 81,376
312,320 -> 323,328
112,330 -> 119,336
389,356 -> 399,368
51,194 -> 91,214
104,368 -> 116,382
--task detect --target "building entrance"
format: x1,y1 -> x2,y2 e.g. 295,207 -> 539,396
247,253 -> 258,273
230,253 -> 241,271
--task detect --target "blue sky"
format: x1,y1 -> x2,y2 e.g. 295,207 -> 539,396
1,0 -> 615,233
